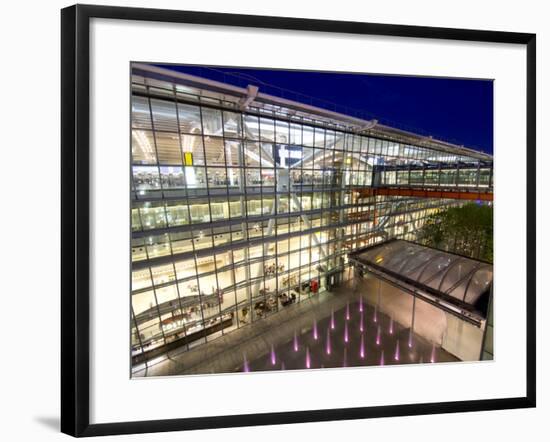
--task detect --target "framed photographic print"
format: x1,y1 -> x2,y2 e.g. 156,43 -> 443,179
61,4 -> 536,437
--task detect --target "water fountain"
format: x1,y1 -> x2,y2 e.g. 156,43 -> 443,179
380,350 -> 385,366
389,317 -> 394,335
430,343 -> 436,363
345,302 -> 350,321
243,354 -> 250,372
394,339 -> 400,361
270,344 -> 276,365
305,347 -> 311,369
330,309 -> 335,330
344,321 -> 349,343
359,296 -> 363,313
313,320 -> 318,340
326,327 -> 332,355
359,310 -> 364,333
376,324 -> 381,345
293,331 -> 299,352
360,333 -> 365,359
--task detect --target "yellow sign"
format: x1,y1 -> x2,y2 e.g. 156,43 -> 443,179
184,152 -> 193,166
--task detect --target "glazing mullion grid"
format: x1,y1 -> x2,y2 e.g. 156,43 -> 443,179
150,90 -> 190,352
402,145 -> 420,240
157,87 -> 191,349
323,127 -> 331,289
242,117 -> 256,321
140,87 -> 167,349
226,112 -> 246,328
257,117 -> 269,317
215,110 -> 234,336
344,133 -> 351,244
313,127 -> 331,292
192,101 -> 216,345
131,140 -> 151,354
227,114 -> 245,330
298,123 -> 306,302
271,117 -> 280,312
170,98 -> 207,350
307,124 -> 316,298
380,140 -> 392,236
205,107 -> 230,339
349,134 -> 358,250
363,136 -> 374,248
169,86 -> 201,351
336,132 -> 346,256
300,118 -> 310,299
298,121 -> 306,302
130,149 -> 146,358
281,123 -> 291,303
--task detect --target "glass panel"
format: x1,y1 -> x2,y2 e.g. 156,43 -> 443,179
223,111 -> 242,137
139,203 -> 166,229
464,267 -> 493,305
202,107 -> 223,136
203,136 -> 225,166
131,96 -> 152,129
132,269 -> 152,291
133,166 -> 160,191
132,130 -> 157,165
155,132 -> 182,165
439,259 -> 478,294
159,166 -> 185,189
150,98 -> 178,132
165,201 -> 189,226
178,103 -> 202,134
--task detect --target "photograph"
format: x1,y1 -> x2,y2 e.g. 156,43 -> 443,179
130,62 -> 494,377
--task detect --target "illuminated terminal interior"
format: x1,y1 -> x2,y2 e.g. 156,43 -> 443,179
130,64 -> 494,373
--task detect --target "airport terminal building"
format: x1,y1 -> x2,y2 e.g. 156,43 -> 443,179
130,64 -> 493,372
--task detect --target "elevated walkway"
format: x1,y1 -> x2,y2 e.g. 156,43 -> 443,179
356,186 -> 493,201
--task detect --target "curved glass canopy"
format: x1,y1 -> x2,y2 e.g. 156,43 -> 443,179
353,240 -> 492,309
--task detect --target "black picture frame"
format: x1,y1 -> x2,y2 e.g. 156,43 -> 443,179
61,4 -> 536,437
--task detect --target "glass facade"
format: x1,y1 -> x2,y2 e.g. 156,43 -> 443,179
130,66 -> 493,368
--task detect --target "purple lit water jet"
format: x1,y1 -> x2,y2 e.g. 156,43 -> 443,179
346,302 -> 350,321
394,340 -> 400,361
376,324 -> 381,345
359,296 -> 363,312
360,333 -> 365,359
359,310 -> 364,333
293,331 -> 299,352
243,354 -> 250,372
430,343 -> 436,363
330,309 -> 335,330
326,327 -> 332,355
343,347 -> 348,367
373,305 -> 378,323
313,320 -> 318,340
389,317 -> 394,335
408,329 -> 414,348
306,347 -> 311,369
270,344 -> 276,365
380,350 -> 385,366
344,321 -> 349,343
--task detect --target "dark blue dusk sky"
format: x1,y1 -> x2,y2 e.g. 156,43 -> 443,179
158,64 -> 493,155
